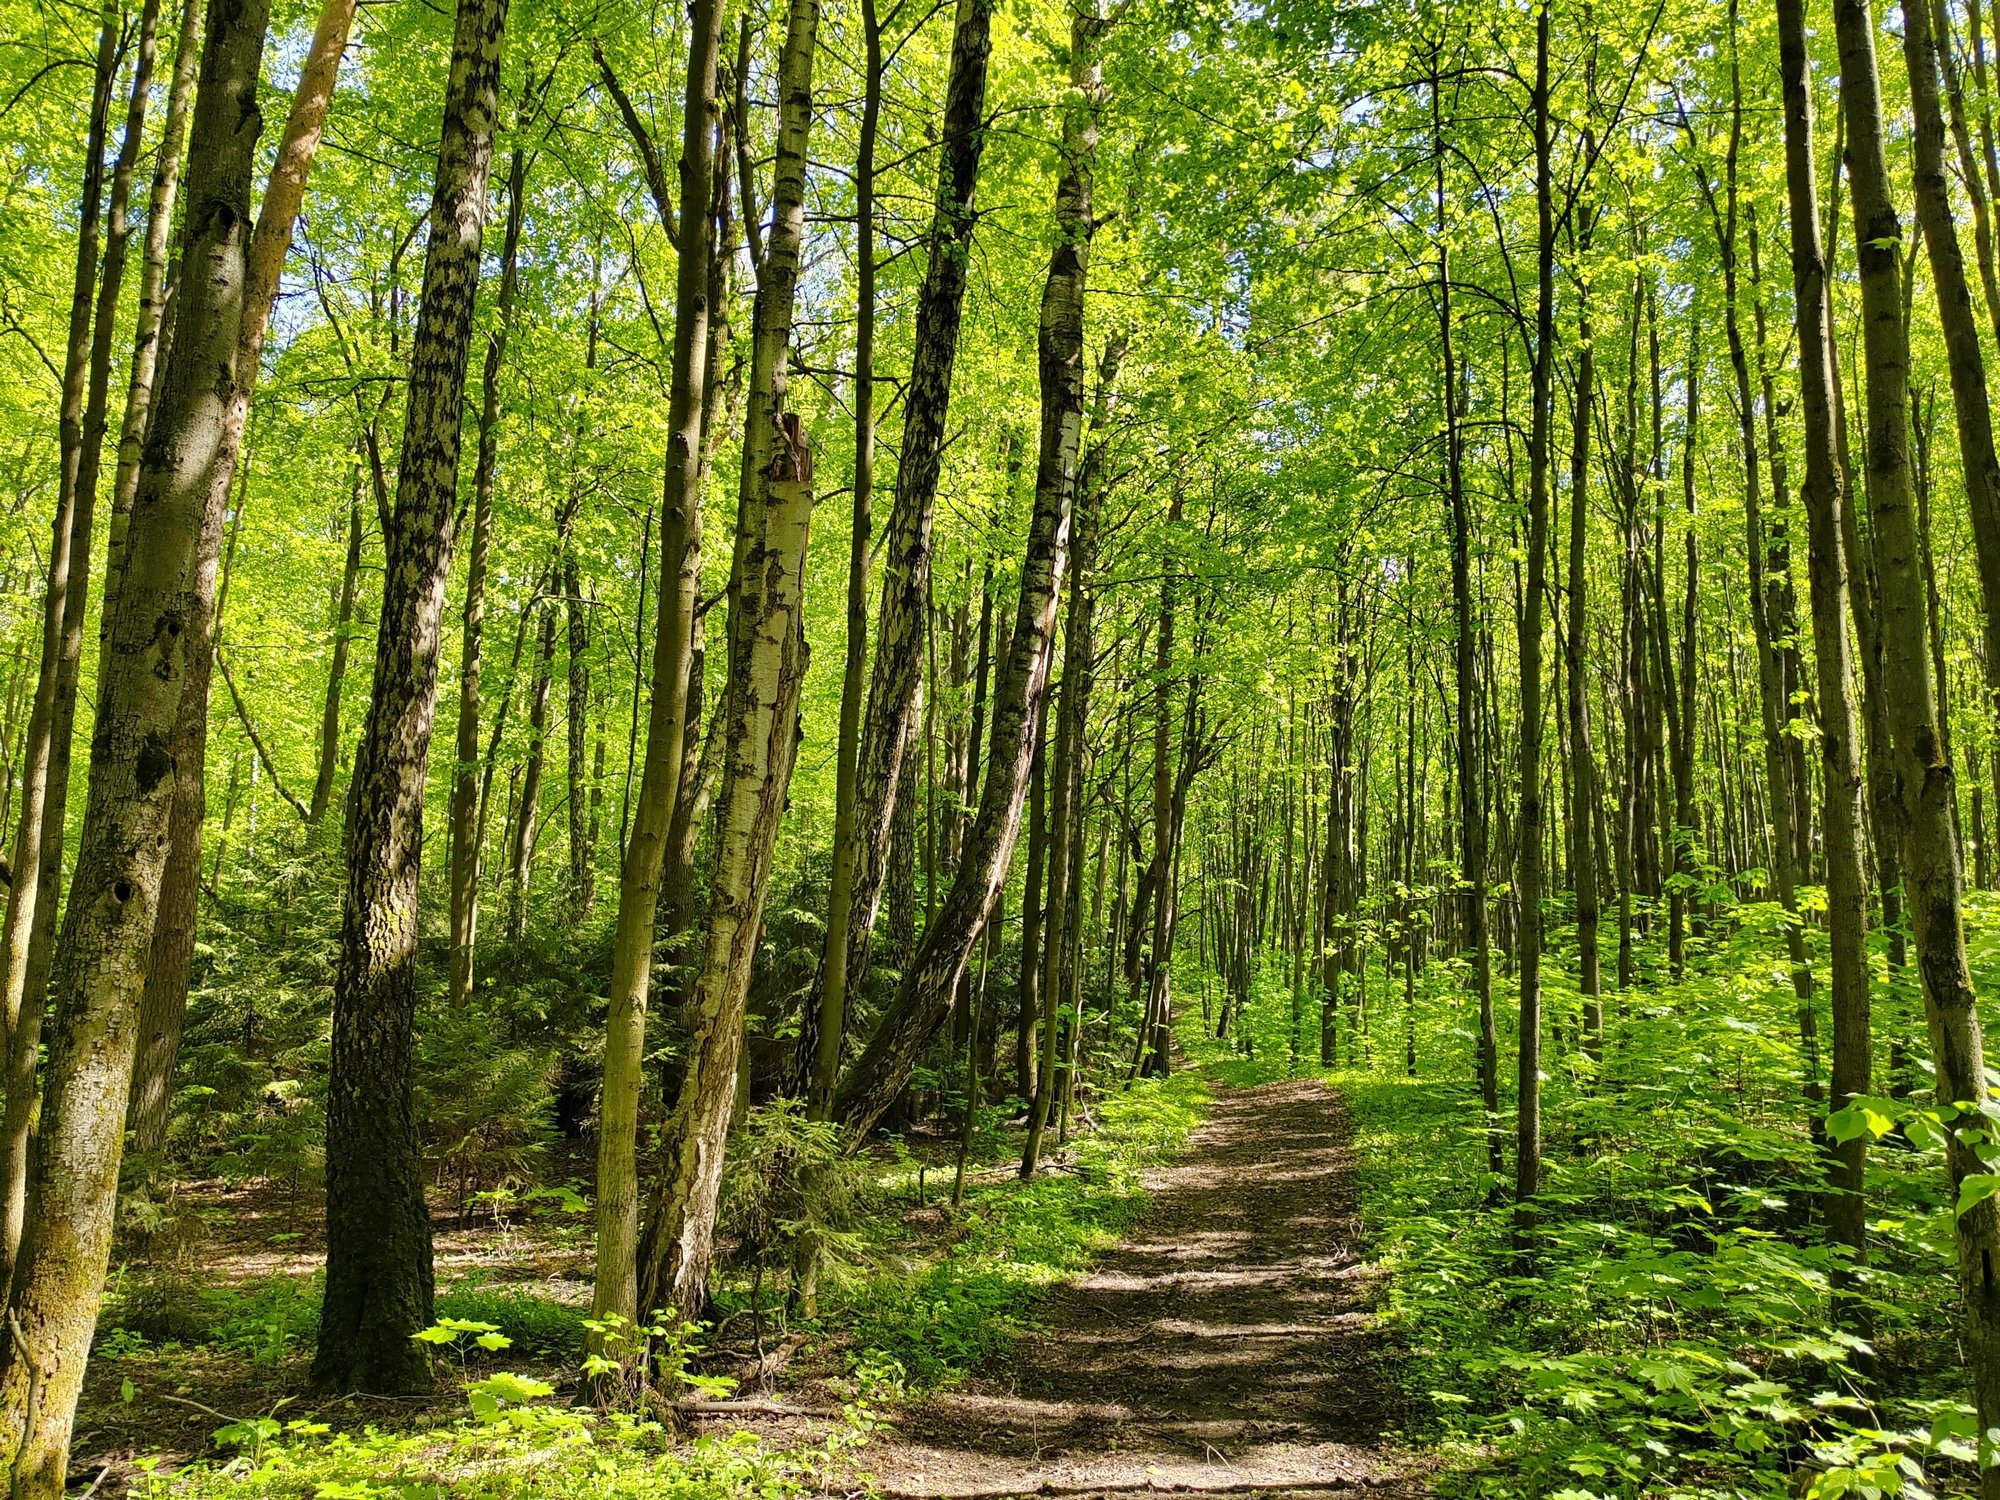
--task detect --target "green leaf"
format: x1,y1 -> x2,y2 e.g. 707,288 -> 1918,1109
1826,1102 -> 1895,1144
1958,1174 -> 2000,1217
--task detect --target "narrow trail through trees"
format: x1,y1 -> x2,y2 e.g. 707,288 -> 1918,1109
867,1079 -> 1422,1499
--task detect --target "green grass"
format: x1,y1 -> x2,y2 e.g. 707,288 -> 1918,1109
845,1068 -> 1210,1382
132,1067 -> 1214,1497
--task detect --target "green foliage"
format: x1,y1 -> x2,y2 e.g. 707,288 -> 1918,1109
99,1272 -> 323,1368
140,1408 -> 844,1499
848,1070 -> 1207,1382
434,1281 -> 588,1362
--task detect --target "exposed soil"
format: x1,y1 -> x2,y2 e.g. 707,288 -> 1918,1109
861,1077 -> 1426,1499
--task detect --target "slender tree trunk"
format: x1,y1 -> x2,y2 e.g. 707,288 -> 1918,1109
835,4 -> 1089,1130
637,0 -> 818,1315
832,0 -> 997,1005
1904,0 -> 2000,780
1703,8 -> 1819,1089
114,0 -> 366,1174
1143,500 -> 1182,1079
1834,0 -> 2000,1476
565,565 -> 593,917
505,602 -> 557,939
308,457 -> 367,829
448,133 -> 530,998
1567,261 -> 1601,1060
0,5 -> 122,1285
1778,0 -> 1873,1319
0,0 -> 270,1483
104,0 -> 204,616
1025,327 -> 1119,1175
1514,0 -> 1554,1232
1670,310 -> 1699,979
313,0 -> 511,1394
1433,62 -> 1499,1179
588,0 -> 724,1355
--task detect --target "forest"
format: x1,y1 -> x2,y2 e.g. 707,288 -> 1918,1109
7,0 -> 2000,1492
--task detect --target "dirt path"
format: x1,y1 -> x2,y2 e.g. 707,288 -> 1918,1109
864,1077 -> 1422,1499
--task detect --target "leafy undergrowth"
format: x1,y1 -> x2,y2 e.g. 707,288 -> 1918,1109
126,1380 -> 890,1500
108,1069 -> 1212,1497
843,1068 -> 1209,1381
1334,966 -> 1978,1500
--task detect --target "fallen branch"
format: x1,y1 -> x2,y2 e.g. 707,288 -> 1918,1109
679,1397 -> 843,1419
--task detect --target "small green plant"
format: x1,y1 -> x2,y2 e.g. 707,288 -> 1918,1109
464,1369 -> 558,1426
579,1308 -> 737,1401
413,1315 -> 513,1382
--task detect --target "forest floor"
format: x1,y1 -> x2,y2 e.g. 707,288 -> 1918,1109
71,1073 -> 1427,1497
855,1077 -> 1427,1499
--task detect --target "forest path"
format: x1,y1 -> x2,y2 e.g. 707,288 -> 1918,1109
863,1076 -> 1423,1499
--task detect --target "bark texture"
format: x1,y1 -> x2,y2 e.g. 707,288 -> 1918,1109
835,0 -> 1086,1131
1833,0 -> 2000,1472
638,0 -> 820,1315
0,0 -> 269,1485
832,0 -> 997,1008
590,0 -> 725,1348
313,0 -> 510,1394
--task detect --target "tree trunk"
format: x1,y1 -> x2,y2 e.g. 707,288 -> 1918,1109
1515,0 -> 1553,1231
114,0 -> 367,1172
1432,58 -> 1500,1179
831,0 -> 997,1005
1777,0 -> 1873,1319
637,0 -> 818,1316
313,0 -> 510,1395
0,3 -> 123,1285
0,0 -> 270,1484
104,0 -> 204,617
834,0 -> 1087,1134
1904,0 -> 2000,795
1833,0 -> 2000,1474
1567,248 -> 1601,1059
505,601 -> 557,939
1024,355 -> 1119,1177
588,0 -> 725,1355
448,133 -> 530,999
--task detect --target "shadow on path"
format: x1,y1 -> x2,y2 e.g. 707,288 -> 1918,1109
865,1077 -> 1423,1499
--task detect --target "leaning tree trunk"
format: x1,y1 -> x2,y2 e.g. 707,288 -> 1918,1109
312,0 -> 510,1395
1834,0 -> 2000,1477
0,3 -> 121,1285
636,0 -> 819,1317
588,0 -> 725,1357
0,0 -> 269,1486
835,0 -> 1088,1133
121,0 -> 366,1166
1778,0 -> 1873,1319
829,0 -> 998,1006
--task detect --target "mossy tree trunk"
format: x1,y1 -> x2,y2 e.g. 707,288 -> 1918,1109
0,0 -> 270,1485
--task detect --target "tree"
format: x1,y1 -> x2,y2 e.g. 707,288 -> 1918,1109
314,0 -> 512,1394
